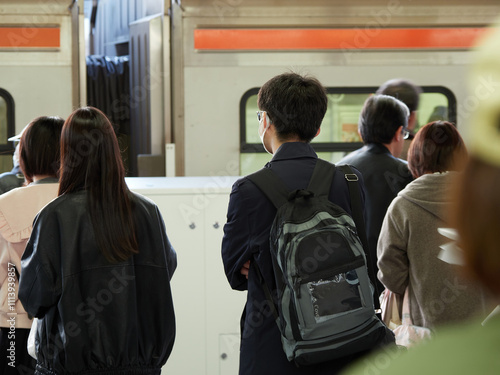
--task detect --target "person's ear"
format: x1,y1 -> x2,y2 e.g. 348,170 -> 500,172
314,128 -> 321,138
264,113 -> 272,129
394,125 -> 404,142
357,129 -> 363,142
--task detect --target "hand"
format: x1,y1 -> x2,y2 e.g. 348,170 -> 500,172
240,260 -> 251,279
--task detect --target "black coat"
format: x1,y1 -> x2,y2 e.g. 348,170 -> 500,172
0,165 -> 24,195
19,191 -> 176,375
222,142 -> 388,375
339,143 -> 413,294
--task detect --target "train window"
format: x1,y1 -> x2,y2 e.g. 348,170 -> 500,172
0,89 -> 15,174
240,86 -> 456,175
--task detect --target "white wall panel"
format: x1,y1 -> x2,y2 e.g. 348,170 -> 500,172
126,176 -> 246,375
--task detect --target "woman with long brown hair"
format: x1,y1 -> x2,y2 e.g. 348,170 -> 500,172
19,107 -> 177,375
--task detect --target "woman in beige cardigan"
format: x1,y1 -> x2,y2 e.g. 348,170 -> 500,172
377,121 -> 487,330
0,116 -> 63,374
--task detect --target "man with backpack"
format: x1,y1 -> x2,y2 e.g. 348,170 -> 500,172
222,72 -> 394,375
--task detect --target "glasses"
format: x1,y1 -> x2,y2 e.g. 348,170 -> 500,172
402,129 -> 410,140
256,111 -> 266,122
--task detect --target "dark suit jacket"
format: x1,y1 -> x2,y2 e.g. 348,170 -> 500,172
0,165 -> 24,195
222,142 -> 386,375
339,143 -> 413,294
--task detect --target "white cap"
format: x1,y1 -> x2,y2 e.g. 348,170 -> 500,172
8,124 -> 29,142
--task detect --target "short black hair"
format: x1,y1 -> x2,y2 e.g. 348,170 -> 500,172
19,116 -> 64,184
257,72 -> 327,142
376,78 -> 422,112
358,95 -> 409,145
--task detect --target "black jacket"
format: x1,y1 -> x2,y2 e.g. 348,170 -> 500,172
221,143 -> 391,375
19,191 -> 176,375
339,143 -> 413,294
0,165 -> 24,195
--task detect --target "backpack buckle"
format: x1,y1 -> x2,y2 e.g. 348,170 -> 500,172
345,173 -> 358,182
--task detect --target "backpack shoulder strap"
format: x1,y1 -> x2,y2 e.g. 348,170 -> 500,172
247,167 -> 289,209
246,168 -> 285,322
338,165 -> 366,244
338,164 -> 381,311
307,159 -> 336,198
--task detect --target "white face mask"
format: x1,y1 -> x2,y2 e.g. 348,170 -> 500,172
258,114 -> 272,154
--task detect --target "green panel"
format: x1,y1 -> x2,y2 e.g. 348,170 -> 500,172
245,95 -> 260,144
416,92 -> 450,131
0,155 -> 12,174
314,93 -> 368,144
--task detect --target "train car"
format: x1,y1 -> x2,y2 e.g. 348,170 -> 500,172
1,1 -> 500,374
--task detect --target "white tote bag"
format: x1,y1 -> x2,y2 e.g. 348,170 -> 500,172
393,288 -> 432,348
27,318 -> 38,360
380,289 -> 402,330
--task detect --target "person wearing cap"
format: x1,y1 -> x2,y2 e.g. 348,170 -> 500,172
0,129 -> 27,194
0,116 -> 64,374
341,20 -> 500,375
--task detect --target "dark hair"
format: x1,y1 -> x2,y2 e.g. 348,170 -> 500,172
408,121 -> 467,178
19,116 -> 64,184
358,95 -> 409,144
257,72 -> 328,142
58,107 -> 138,263
376,78 -> 422,112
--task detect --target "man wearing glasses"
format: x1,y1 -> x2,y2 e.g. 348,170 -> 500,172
221,72 -> 385,375
339,94 -> 413,295
376,78 -> 423,160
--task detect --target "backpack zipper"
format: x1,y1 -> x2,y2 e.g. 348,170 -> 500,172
292,257 -> 364,301
298,257 -> 365,285
293,318 -> 380,352
294,277 -> 302,298
346,225 -> 363,246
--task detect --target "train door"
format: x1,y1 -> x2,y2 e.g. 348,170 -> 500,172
83,0 -> 171,177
